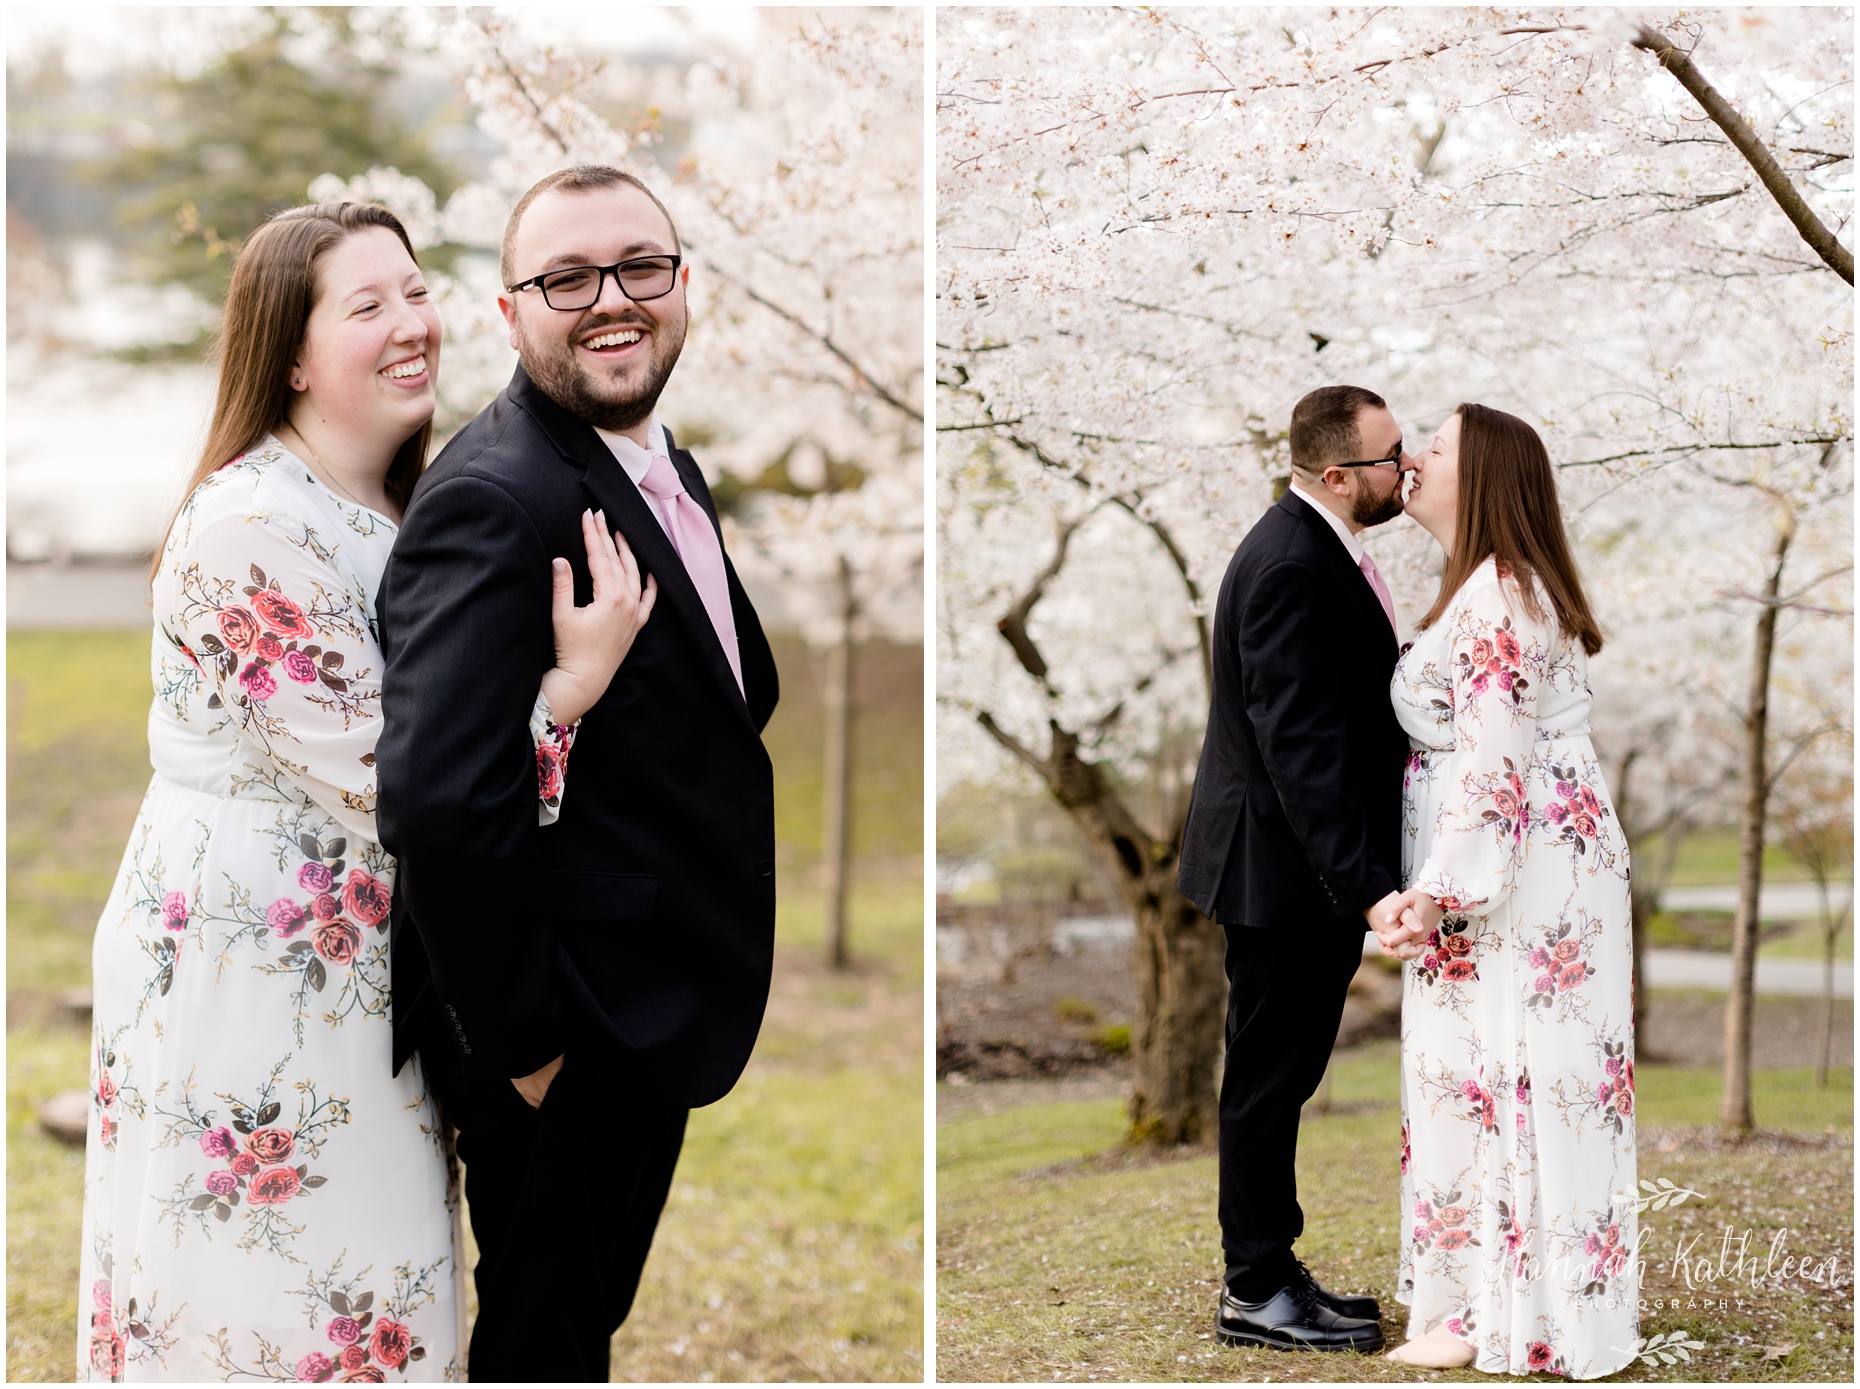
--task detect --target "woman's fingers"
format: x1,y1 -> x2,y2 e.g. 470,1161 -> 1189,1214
583,509 -> 620,601
613,530 -> 642,598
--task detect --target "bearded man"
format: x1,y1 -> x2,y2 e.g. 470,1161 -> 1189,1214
1178,383 -> 1421,1353
376,166 -> 779,1382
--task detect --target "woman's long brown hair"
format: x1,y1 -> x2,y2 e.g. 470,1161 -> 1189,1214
151,202 -> 432,579
1414,402 -> 1605,655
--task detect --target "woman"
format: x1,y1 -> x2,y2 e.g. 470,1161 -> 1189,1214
1383,404 -> 1637,1377
77,202 -> 654,1382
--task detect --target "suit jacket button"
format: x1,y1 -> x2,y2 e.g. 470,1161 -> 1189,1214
756,860 -> 774,877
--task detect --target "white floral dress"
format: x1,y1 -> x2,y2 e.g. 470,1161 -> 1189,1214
1390,558 -> 1638,1380
77,439 -> 575,1383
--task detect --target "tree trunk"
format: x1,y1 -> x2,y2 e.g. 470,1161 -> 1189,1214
1615,751 -> 1653,1056
823,557 -> 855,970
1814,875 -> 1847,1089
985,715 -> 1226,1145
1126,870 -> 1228,1145
1722,519 -> 1792,1134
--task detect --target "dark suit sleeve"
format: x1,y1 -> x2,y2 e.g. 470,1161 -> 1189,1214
377,475 -> 566,1079
1237,558 -> 1398,919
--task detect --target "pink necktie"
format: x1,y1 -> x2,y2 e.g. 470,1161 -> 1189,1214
1359,551 -> 1398,636
638,454 -> 743,696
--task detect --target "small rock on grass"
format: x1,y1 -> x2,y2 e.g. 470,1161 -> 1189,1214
38,1088 -> 90,1145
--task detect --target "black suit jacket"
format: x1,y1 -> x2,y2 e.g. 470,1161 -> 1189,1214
377,364 -> 779,1107
1178,489 -> 1408,929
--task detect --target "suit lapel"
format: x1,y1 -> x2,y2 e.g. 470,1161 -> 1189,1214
508,368 -> 755,729
1278,490 -> 1398,658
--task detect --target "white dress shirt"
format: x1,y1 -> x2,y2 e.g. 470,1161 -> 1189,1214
592,416 -> 678,541
1286,475 -> 1366,564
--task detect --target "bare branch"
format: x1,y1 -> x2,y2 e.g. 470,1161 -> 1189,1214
707,265 -> 924,423
1107,496 -> 1213,692
1632,25 -> 1855,284
975,710 -> 1052,783
997,514 -> 1093,696
1563,436 -> 1850,468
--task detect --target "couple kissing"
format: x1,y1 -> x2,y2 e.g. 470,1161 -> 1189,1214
1181,385 -> 1637,1379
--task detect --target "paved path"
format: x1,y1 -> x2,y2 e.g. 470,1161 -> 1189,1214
8,561 -> 153,629
1641,948 -> 1851,998
1661,880 -> 1851,921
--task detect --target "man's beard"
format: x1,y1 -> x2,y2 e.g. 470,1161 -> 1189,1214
1352,475 -> 1405,528
517,313 -> 687,433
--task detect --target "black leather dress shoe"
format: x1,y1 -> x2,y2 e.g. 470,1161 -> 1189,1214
1216,1284 -> 1385,1352
1289,1260 -> 1380,1321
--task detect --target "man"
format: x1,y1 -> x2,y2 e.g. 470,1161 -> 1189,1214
1178,384 -> 1424,1353
376,166 -> 779,1382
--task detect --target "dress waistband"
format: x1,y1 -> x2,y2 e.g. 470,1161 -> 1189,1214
1411,727 -> 1593,757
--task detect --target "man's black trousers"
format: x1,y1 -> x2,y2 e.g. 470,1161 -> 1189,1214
1217,921 -> 1366,1299
416,1015 -> 688,1383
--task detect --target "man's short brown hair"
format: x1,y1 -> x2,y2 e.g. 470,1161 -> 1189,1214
1289,385 -> 1387,477
500,165 -> 682,287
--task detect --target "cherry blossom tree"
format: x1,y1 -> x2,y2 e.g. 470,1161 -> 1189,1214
314,7 -> 924,967
938,5 -> 1852,1143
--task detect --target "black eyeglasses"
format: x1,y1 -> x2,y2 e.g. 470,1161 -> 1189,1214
1328,440 -> 1404,470
507,255 -> 683,311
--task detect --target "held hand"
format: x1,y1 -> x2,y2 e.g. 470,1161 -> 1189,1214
511,1053 -> 565,1109
1384,889 -> 1443,961
540,510 -> 658,725
1367,888 -> 1427,961
1401,889 -> 1445,939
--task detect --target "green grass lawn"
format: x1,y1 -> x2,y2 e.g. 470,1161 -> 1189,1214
938,1043 -> 1853,1383
7,628 -> 924,1382
1644,827 -> 1848,888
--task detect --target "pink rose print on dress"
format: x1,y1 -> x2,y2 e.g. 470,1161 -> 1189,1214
200,1126 -> 237,1158
312,920 -> 364,966
90,1326 -> 126,1379
248,1165 -> 302,1205
229,1151 -> 259,1177
341,870 -> 390,929
218,606 -> 260,653
245,1127 -> 296,1163
256,633 -> 286,661
310,892 -> 340,921
369,1319 -> 411,1369
537,739 -> 567,804
326,1316 -> 363,1347
298,861 -> 334,894
297,1351 -> 335,1382
205,1169 -> 238,1197
268,896 -> 307,938
241,661 -> 279,701
161,890 -> 189,930
1528,1341 -> 1553,1372
340,1344 -> 370,1371
283,649 -> 321,684
251,588 -> 316,640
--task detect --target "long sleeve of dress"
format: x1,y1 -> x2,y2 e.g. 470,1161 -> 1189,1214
165,504 -> 572,844
1410,570 -> 1551,918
